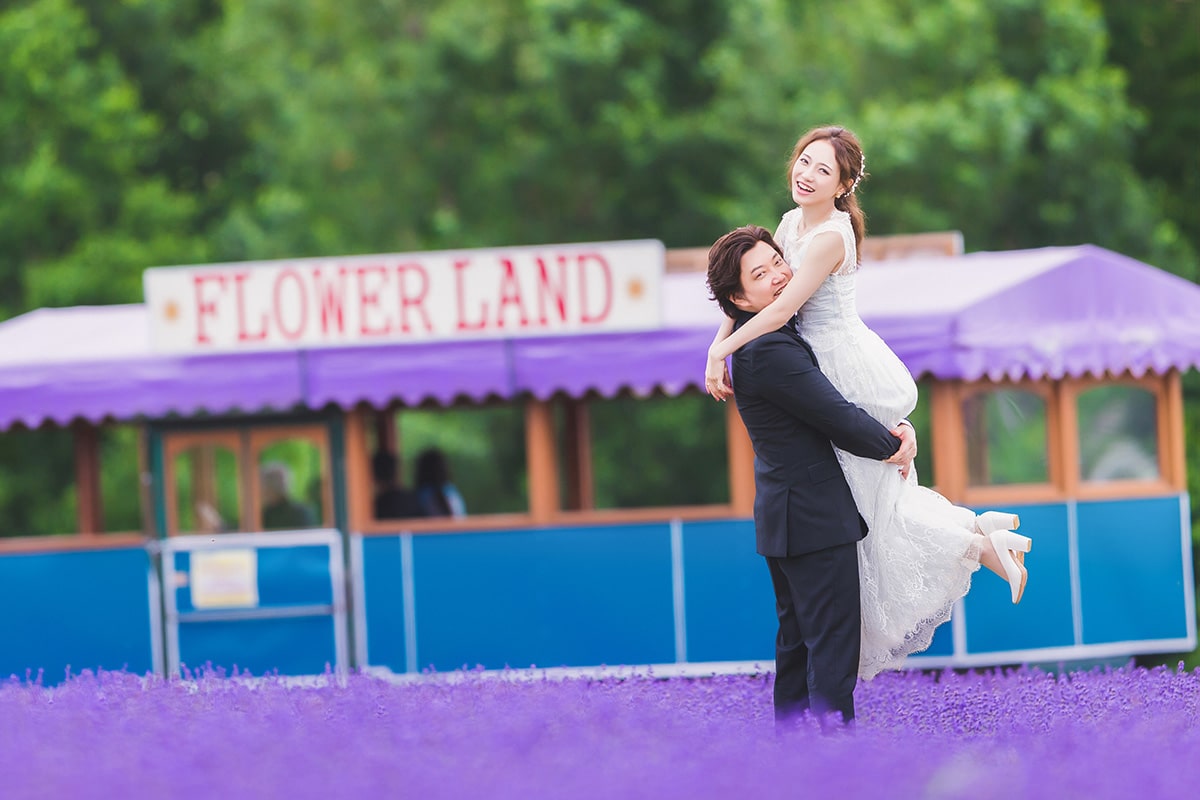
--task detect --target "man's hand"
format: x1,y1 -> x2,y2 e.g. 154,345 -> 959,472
885,420 -> 917,479
705,354 -> 734,401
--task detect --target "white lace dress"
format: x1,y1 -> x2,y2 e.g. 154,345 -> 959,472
776,208 -> 984,679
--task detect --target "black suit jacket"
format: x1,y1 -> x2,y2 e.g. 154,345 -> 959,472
730,310 -> 901,558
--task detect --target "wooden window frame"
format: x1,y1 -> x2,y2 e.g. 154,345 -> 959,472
247,424 -> 336,530
162,430 -> 247,535
350,402 -> 543,534
546,390 -> 742,525
1065,372 -> 1182,499
930,371 -> 1184,507
350,394 -> 751,535
956,379 -> 1064,507
347,369 -> 1188,536
161,424 -> 335,536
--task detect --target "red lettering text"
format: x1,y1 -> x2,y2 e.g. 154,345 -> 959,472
395,263 -> 433,334
535,256 -> 568,325
577,253 -> 613,324
496,259 -> 530,329
233,271 -> 268,342
193,273 -> 227,345
273,268 -> 308,340
356,265 -> 393,336
313,266 -> 349,335
454,259 -> 488,331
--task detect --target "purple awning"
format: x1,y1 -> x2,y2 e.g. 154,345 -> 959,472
2,244 -> 1199,430
305,338 -> 514,408
855,245 -> 1200,381
0,306 -> 304,428
511,328 -> 714,400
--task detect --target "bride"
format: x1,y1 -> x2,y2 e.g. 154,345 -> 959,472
704,125 -> 1032,679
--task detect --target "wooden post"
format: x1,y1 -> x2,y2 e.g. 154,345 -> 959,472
929,381 -> 966,503
525,399 -> 560,523
725,402 -> 756,515
344,407 -> 373,531
1164,370 -> 1187,491
1057,379 -> 1081,496
563,399 -> 594,511
72,421 -> 104,535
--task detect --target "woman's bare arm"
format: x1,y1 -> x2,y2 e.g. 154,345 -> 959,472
703,315 -> 736,397
704,231 -> 844,399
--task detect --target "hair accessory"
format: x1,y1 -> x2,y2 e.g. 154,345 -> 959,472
848,151 -> 867,194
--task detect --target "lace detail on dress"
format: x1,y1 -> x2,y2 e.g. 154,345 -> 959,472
777,205 -> 987,680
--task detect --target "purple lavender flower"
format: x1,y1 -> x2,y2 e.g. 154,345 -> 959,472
2,665 -> 1197,799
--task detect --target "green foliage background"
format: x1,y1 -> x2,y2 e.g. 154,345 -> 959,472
1,0 -> 1198,662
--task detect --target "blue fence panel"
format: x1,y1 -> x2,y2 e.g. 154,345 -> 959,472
165,531 -> 345,678
0,547 -> 154,683
965,503 -> 1075,654
1078,495 -> 1190,645
177,617 -> 338,677
680,519 -> 774,664
359,534 -> 407,672
411,524 -> 675,671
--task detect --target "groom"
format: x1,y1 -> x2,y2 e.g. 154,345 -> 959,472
706,225 -> 915,726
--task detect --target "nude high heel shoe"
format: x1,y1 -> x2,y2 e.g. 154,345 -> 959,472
976,511 -> 1021,535
988,530 -> 1032,604
977,511 -> 1023,564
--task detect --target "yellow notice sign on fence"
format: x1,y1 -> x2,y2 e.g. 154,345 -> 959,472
190,549 -> 259,609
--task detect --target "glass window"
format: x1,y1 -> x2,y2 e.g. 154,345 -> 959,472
256,438 -> 326,531
963,389 -> 1048,486
587,391 -> 729,509
370,405 -> 527,519
172,442 -> 241,535
1077,385 -> 1159,482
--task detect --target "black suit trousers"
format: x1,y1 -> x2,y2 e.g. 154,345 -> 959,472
767,541 -> 861,725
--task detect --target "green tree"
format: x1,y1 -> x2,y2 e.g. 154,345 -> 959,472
200,0 -> 736,258
1097,0 -> 1200,273
700,0 -> 1197,278
0,0 -> 210,315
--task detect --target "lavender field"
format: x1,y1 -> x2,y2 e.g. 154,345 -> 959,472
3,664 -> 1198,799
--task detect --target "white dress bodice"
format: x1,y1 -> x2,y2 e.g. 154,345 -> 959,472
774,207 -> 917,425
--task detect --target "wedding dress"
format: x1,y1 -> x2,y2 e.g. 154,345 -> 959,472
776,207 -> 985,679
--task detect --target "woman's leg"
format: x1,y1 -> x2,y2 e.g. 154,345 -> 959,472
978,534 -> 1007,579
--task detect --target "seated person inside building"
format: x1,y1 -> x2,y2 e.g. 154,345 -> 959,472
371,449 -> 423,519
414,447 -> 467,519
260,461 -> 318,530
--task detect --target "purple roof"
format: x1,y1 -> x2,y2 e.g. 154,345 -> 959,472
1,244 -> 1198,430
855,245 -> 1200,381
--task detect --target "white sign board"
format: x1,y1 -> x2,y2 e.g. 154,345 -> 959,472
190,549 -> 259,609
143,240 -> 665,353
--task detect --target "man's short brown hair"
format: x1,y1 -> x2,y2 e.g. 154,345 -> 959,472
706,225 -> 786,318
